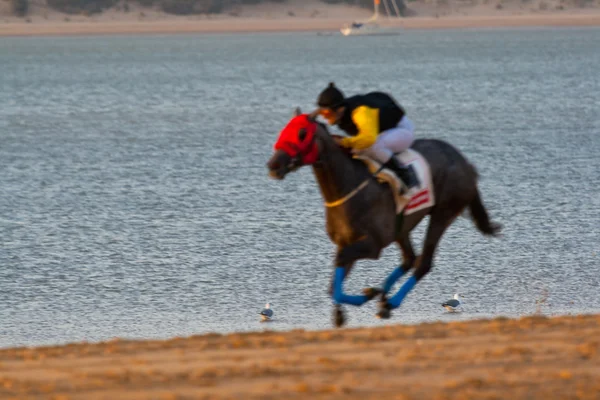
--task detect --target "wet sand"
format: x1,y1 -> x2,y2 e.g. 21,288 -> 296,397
1,313 -> 599,399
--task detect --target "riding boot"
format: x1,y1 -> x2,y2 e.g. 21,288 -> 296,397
382,157 -> 420,195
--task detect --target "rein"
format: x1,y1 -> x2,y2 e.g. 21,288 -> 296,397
323,179 -> 371,208
292,116 -> 372,208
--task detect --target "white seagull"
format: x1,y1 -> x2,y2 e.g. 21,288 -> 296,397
442,294 -> 462,312
259,303 -> 273,321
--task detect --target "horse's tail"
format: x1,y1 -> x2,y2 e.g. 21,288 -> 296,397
469,189 -> 502,237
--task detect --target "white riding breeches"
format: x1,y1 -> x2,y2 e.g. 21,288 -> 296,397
354,116 -> 415,163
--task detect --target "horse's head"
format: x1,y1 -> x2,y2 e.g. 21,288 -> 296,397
267,107 -> 323,180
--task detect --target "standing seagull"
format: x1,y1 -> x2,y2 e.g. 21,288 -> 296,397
442,294 -> 462,312
259,303 -> 273,321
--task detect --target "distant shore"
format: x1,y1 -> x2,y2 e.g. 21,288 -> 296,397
1,13 -> 600,37
1,313 -> 599,399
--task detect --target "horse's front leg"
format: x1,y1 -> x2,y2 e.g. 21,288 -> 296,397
331,237 -> 381,327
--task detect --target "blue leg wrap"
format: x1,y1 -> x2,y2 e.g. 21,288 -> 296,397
333,267 -> 370,306
388,276 -> 418,309
382,266 -> 405,294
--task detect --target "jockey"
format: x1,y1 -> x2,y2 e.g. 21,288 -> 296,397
316,82 -> 419,196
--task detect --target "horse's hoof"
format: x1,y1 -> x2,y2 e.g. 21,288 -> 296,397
334,306 -> 346,328
362,287 -> 383,301
376,303 -> 392,319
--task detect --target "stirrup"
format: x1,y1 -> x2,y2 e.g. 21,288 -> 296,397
403,164 -> 420,188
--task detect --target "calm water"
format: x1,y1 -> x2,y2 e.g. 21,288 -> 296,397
1,28 -> 599,348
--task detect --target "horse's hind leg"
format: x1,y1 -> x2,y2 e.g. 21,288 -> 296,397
364,234 -> 417,303
377,210 -> 458,318
384,235 -> 416,294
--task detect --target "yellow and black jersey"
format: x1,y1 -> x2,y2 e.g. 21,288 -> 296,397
337,92 -> 405,150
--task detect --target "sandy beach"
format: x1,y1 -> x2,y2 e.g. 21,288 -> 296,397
1,313 -> 599,399
0,14 -> 600,37
1,0 -> 600,37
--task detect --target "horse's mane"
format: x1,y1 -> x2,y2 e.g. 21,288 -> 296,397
313,119 -> 373,172
313,119 -> 329,133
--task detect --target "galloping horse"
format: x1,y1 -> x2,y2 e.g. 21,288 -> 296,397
266,109 -> 501,327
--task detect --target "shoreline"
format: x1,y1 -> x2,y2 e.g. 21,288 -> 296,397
1,13 -> 600,37
1,313 -> 599,399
